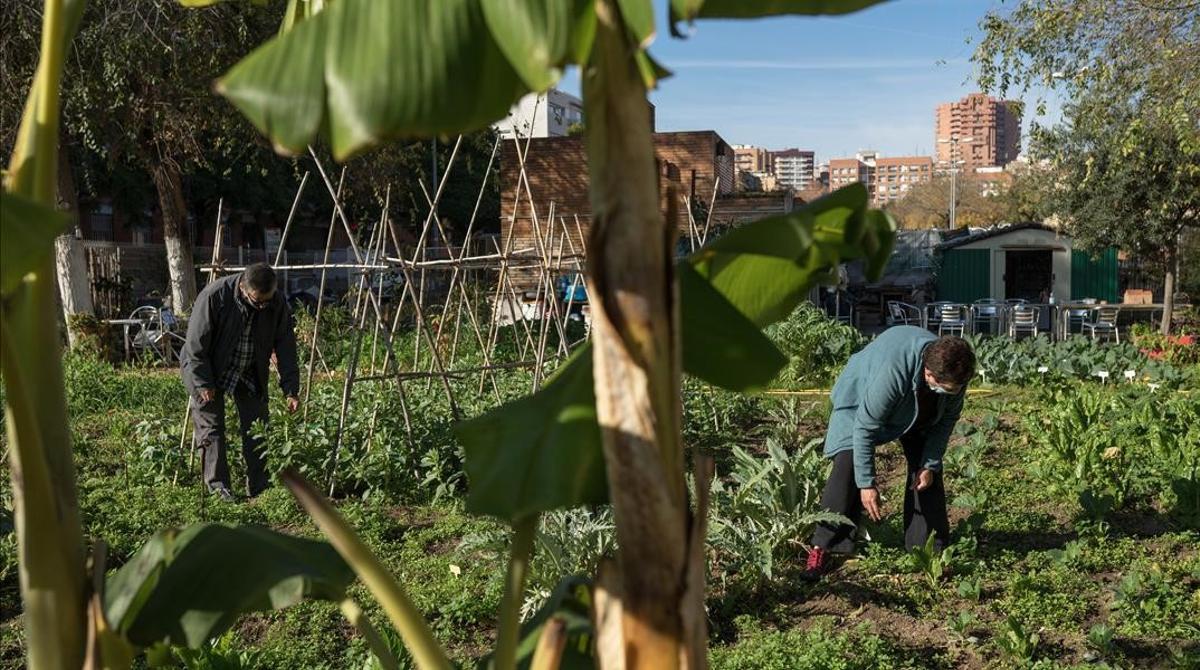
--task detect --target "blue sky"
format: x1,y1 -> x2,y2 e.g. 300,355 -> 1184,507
557,0 -> 1055,164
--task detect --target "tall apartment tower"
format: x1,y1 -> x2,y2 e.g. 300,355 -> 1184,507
935,93 -> 1021,169
771,149 -> 816,190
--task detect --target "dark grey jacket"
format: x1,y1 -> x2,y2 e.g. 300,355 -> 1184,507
179,273 -> 301,399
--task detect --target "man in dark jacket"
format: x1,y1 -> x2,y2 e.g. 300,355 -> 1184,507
802,326 -> 976,579
180,263 -> 300,501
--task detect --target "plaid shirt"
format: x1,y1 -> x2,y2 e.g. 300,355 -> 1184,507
218,289 -> 258,395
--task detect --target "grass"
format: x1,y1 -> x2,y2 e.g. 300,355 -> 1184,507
2,329 -> 1199,668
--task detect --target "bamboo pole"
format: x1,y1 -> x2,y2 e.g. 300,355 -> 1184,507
302,168 -> 346,420
274,171 -> 311,266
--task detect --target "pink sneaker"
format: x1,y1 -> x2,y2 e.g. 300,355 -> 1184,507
801,546 -> 833,581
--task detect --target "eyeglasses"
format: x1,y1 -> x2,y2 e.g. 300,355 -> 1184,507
241,285 -> 274,310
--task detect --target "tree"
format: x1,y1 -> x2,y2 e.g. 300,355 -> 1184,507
2,0 -> 288,313
3,1 -> 499,305
886,174 -> 1009,230
975,0 -> 1200,333
1036,105 -> 1199,326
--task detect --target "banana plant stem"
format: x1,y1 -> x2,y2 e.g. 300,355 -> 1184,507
494,515 -> 538,670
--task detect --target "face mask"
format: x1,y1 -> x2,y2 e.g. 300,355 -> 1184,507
930,384 -> 955,395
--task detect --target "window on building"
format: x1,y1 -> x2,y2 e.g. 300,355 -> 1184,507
89,204 -> 114,241
550,102 -> 565,127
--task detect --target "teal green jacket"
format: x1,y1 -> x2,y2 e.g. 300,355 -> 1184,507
823,326 -> 965,489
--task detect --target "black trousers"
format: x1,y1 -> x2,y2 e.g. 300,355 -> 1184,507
192,385 -> 270,495
810,433 -> 950,553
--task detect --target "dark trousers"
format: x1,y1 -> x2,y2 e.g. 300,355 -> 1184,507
810,433 -> 950,553
192,386 -> 269,495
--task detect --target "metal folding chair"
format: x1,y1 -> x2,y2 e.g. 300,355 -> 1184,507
1082,306 -> 1121,343
886,300 -> 921,326
971,298 -> 1001,335
937,303 -> 969,337
1009,305 -> 1042,339
129,306 -> 186,363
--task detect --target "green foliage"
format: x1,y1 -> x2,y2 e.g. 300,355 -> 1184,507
167,631 -> 271,670
765,302 -> 866,387
946,610 -> 978,641
679,262 -> 789,391
1110,565 -> 1200,640
104,523 -> 354,648
1024,382 -> 1200,525
955,575 -> 982,603
218,0 -> 536,159
998,567 -> 1096,631
967,334 -> 1195,388
907,532 -> 959,589
461,507 -> 614,619
710,617 -> 925,670
1086,623 -> 1114,655
995,615 -> 1040,665
708,438 -> 841,583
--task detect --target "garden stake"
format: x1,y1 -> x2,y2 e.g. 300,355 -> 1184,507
175,401 -> 192,487
274,171 -> 310,266
303,167 -> 346,420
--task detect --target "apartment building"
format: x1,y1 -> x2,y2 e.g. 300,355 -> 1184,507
495,88 -> 585,139
935,93 -> 1021,170
872,156 -> 934,204
828,157 -> 875,196
771,148 -> 816,190
733,144 -> 773,175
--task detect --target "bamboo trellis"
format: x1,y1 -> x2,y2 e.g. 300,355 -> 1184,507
197,127 -> 591,494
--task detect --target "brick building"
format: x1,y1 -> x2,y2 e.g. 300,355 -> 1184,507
828,157 -> 875,195
499,131 -> 736,266
871,156 -> 933,205
935,93 -> 1021,170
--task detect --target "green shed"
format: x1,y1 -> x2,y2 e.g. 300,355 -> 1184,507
936,224 -> 1118,303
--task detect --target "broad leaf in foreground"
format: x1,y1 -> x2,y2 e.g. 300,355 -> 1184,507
481,0 -> 575,92
694,183 -> 895,327
218,0 -> 530,159
672,0 -> 889,24
456,184 -> 896,521
679,262 -> 788,392
456,345 -> 606,523
105,523 -> 353,648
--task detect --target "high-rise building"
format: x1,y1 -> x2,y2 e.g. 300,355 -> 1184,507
733,145 -> 774,175
872,156 -> 934,205
935,93 -> 1021,170
771,149 -> 816,190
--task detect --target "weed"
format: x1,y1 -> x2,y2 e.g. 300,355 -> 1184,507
995,615 -> 1040,664
956,575 -> 983,602
947,610 -> 978,641
909,532 -> 957,588
1086,623 -> 1115,654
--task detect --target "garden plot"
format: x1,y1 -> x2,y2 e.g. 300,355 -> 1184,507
2,307 -> 1197,669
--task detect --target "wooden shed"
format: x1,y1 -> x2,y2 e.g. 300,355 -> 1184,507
936,223 -> 1118,303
